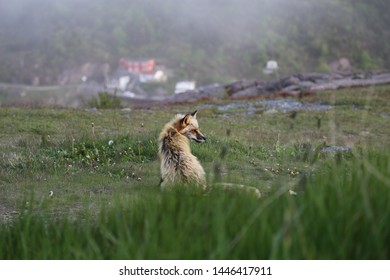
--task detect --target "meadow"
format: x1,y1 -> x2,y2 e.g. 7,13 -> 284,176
0,86 -> 389,259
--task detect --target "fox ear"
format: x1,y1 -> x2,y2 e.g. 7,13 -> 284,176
181,114 -> 191,126
191,110 -> 198,118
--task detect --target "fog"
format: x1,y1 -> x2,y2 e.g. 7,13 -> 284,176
0,0 -> 389,85
1,0 -> 299,44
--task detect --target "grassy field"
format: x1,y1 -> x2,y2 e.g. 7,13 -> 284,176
0,86 -> 390,259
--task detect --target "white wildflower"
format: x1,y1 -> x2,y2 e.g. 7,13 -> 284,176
289,190 -> 298,196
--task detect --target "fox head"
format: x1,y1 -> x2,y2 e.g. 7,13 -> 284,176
176,110 -> 206,143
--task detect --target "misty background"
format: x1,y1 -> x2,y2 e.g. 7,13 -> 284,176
0,0 -> 389,88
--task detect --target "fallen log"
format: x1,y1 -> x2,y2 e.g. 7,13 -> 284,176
229,71 -> 390,100
309,76 -> 390,91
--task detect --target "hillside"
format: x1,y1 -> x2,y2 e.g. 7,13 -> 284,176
0,0 -> 389,87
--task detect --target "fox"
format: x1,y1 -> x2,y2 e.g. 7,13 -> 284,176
158,110 -> 206,188
158,110 -> 261,198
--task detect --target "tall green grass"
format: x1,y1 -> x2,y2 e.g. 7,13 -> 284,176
1,150 -> 389,259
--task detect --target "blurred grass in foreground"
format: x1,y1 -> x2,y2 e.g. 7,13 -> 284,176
1,149 -> 389,260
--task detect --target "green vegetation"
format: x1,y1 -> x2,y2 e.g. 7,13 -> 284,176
88,91 -> 122,109
1,151 -> 389,259
1,86 -> 390,259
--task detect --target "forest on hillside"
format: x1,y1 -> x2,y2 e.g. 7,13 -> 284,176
0,0 -> 389,86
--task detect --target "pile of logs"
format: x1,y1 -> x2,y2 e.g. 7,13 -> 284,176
123,71 -> 390,107
164,72 -> 390,105
224,72 -> 390,99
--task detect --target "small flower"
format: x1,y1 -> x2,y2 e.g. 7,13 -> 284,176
289,190 -> 298,196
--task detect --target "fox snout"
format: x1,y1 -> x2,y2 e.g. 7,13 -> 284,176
186,128 -> 206,143
193,131 -> 206,143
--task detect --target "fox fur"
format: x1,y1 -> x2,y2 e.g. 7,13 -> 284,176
158,110 -> 206,188
158,110 -> 261,198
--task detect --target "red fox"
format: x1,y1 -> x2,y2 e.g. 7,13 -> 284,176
158,110 -> 261,197
158,110 -> 206,188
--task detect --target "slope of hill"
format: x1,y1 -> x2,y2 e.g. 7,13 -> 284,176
0,0 -> 389,86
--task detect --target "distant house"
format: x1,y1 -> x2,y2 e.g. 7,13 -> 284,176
119,58 -> 155,74
174,81 -> 196,94
106,58 -> 167,94
118,58 -> 167,83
